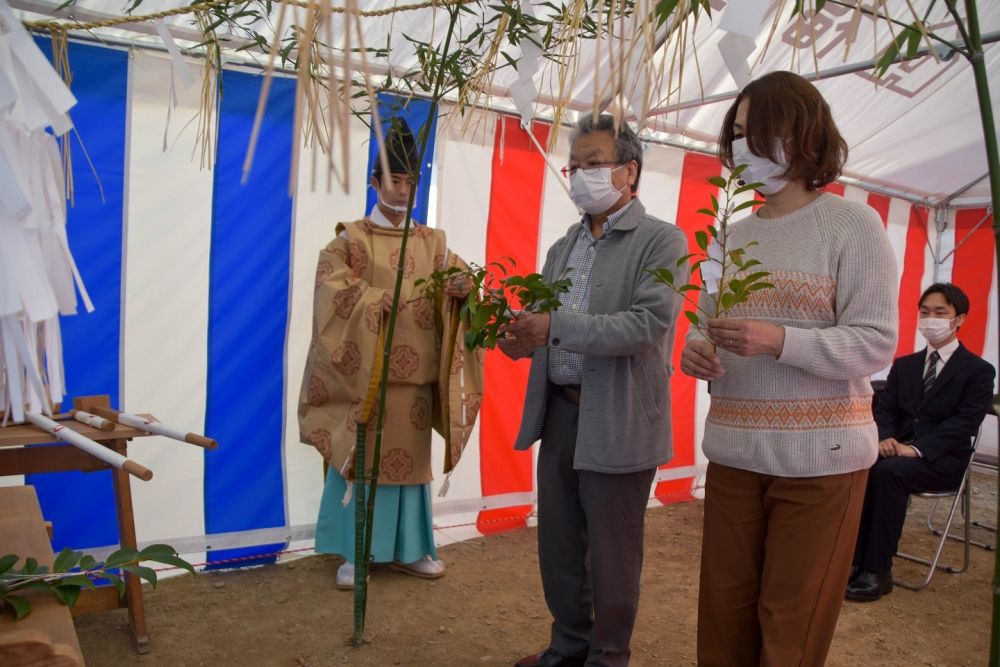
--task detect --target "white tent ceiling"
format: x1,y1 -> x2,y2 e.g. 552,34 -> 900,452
14,0 -> 1000,205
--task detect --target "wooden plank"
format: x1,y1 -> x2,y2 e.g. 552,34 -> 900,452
70,588 -> 123,617
0,418 -> 152,449
0,446 -> 111,477
0,486 -> 84,666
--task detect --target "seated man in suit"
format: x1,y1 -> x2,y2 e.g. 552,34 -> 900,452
847,282 -> 995,602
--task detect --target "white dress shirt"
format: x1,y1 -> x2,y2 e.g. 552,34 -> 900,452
910,336 -> 960,457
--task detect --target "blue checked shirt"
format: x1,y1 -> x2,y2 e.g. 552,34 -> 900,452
547,201 -> 634,386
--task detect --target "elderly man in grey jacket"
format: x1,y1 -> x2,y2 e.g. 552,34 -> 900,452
500,115 -> 687,667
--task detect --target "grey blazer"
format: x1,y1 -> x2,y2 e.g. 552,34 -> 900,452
513,199 -> 688,473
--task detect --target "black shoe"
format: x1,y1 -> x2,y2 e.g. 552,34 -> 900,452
845,570 -> 893,602
514,649 -> 587,667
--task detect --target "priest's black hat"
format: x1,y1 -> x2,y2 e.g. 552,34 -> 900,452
372,117 -> 418,177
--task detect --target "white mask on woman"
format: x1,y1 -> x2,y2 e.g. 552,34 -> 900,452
917,316 -> 956,345
570,165 -> 627,215
731,137 -> 790,195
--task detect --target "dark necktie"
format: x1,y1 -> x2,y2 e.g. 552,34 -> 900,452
922,350 -> 941,394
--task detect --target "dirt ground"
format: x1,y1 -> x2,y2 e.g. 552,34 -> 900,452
76,469 -> 996,666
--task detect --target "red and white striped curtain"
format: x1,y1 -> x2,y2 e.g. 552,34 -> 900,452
429,113 -> 997,542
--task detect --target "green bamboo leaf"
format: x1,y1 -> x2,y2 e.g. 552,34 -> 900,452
905,24 -> 922,59
654,0 -> 680,27
707,225 -> 717,238
695,230 -> 709,252
741,259 -> 762,270
2,593 -> 31,620
875,30 -> 907,77
743,271 -> 770,285
710,194 -> 719,213
678,285 -> 700,293
675,253 -> 696,267
684,310 -> 699,326
707,175 -> 727,189
696,208 -> 716,217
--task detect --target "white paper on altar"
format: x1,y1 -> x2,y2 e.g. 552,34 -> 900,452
0,0 -> 87,423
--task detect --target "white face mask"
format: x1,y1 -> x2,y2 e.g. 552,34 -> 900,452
731,137 -> 790,195
569,165 -> 627,215
917,316 -> 957,345
374,181 -> 411,215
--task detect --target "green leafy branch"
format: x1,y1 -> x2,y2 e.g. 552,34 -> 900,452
415,257 -> 572,350
647,164 -> 773,338
0,545 -> 195,620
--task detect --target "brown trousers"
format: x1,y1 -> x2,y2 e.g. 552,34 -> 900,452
697,462 -> 868,667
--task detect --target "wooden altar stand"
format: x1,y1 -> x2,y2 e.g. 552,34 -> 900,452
0,485 -> 84,666
0,395 -> 158,655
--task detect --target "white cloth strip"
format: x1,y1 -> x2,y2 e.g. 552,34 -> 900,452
72,409 -> 115,431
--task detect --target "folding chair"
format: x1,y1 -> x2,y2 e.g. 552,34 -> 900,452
893,427 -> 981,591
923,456 -> 995,551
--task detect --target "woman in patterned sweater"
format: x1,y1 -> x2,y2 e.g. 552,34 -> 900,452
681,71 -> 898,666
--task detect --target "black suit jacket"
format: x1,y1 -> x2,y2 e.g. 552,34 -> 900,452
875,342 -> 995,462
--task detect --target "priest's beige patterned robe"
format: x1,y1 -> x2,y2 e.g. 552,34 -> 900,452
298,218 -> 484,485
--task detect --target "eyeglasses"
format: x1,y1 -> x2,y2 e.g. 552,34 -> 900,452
560,162 -> 622,178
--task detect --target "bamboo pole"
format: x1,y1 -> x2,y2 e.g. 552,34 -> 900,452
941,1 -> 1000,661
351,4 -> 462,647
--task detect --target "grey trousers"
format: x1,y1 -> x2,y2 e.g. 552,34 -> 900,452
537,387 -> 657,667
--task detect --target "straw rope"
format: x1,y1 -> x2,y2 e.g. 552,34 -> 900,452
22,0 -> 476,32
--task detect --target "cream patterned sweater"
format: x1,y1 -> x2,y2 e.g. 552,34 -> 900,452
693,193 -> 898,477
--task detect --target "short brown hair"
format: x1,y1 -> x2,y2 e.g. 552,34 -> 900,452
718,71 -> 847,190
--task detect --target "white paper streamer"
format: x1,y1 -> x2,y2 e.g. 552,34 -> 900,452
0,0 -> 87,424
716,0 -> 772,89
702,237 -> 724,295
153,20 -> 197,88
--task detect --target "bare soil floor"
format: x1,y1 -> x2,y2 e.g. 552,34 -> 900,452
77,470 -> 996,666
